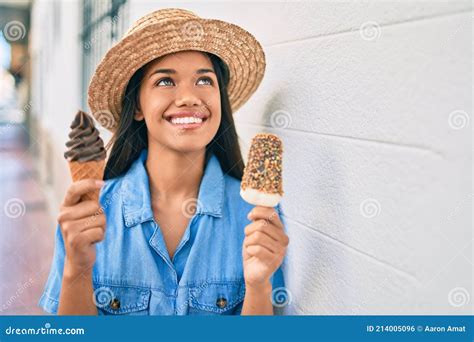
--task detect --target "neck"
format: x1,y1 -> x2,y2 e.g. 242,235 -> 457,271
146,143 -> 206,202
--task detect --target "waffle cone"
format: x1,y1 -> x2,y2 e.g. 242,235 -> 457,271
68,160 -> 105,202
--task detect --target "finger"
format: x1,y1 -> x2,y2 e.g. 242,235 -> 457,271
58,200 -> 103,222
244,231 -> 280,253
78,227 -> 106,246
77,214 -> 106,232
245,220 -> 286,242
64,214 -> 106,235
63,179 -> 104,206
246,244 -> 275,260
245,245 -> 283,272
248,206 -> 283,229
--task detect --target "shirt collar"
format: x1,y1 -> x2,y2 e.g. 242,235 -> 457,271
122,149 -> 224,227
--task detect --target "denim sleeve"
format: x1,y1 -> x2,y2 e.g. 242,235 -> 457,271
38,224 -> 65,314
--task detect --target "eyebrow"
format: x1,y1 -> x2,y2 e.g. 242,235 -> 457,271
148,68 -> 215,79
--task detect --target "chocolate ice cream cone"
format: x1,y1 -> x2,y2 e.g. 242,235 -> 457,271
64,110 -> 106,202
68,160 -> 105,202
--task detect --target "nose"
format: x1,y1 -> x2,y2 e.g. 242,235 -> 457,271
175,85 -> 202,107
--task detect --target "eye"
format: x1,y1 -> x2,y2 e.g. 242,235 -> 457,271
197,77 -> 214,86
155,77 -> 174,87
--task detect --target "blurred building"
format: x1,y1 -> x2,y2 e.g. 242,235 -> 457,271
0,0 -> 30,123
28,0 -> 128,212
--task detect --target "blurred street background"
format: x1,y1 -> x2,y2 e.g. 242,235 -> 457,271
0,0 -> 55,314
0,0 -> 472,315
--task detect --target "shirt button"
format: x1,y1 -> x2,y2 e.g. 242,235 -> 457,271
216,297 -> 227,309
110,298 -> 121,310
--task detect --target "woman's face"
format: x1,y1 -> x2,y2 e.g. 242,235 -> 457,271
135,51 -> 221,154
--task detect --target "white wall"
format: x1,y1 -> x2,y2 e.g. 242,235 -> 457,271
237,2 -> 473,315
32,0 -> 473,315
128,1 -> 472,314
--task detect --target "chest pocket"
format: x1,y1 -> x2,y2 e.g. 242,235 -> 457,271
93,283 -> 151,315
188,282 -> 246,315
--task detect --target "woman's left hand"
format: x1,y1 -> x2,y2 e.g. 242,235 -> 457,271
242,206 -> 289,288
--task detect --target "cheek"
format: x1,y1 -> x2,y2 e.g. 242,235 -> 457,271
208,100 -> 221,128
209,96 -> 222,131
209,116 -> 221,136
205,94 -> 221,117
140,92 -> 169,124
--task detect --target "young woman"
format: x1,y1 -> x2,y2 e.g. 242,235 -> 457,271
39,8 -> 289,315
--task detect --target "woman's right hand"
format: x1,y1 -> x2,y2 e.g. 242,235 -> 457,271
57,179 -> 106,277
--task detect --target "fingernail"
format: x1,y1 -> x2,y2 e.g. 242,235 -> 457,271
95,180 -> 105,187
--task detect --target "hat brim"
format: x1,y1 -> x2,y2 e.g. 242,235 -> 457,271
87,18 -> 266,132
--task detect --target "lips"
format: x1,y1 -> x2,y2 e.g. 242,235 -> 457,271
164,111 -> 209,122
163,111 -> 209,129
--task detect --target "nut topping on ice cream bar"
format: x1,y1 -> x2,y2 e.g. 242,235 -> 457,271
64,110 -> 106,162
240,133 -> 283,207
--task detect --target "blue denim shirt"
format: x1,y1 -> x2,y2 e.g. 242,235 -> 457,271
39,150 -> 285,315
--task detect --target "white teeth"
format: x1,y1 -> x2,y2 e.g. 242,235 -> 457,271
170,117 -> 203,125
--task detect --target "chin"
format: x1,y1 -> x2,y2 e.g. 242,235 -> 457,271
171,142 -> 208,155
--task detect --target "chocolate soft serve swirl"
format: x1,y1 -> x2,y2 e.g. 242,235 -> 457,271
64,110 -> 106,162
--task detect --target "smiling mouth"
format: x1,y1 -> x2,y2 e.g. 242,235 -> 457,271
164,115 -> 208,129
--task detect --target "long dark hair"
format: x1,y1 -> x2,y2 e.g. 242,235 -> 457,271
104,52 -> 244,181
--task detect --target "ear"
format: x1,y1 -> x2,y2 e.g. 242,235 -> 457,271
134,110 -> 144,121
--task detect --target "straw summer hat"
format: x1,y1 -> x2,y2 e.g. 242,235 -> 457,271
87,8 -> 266,132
